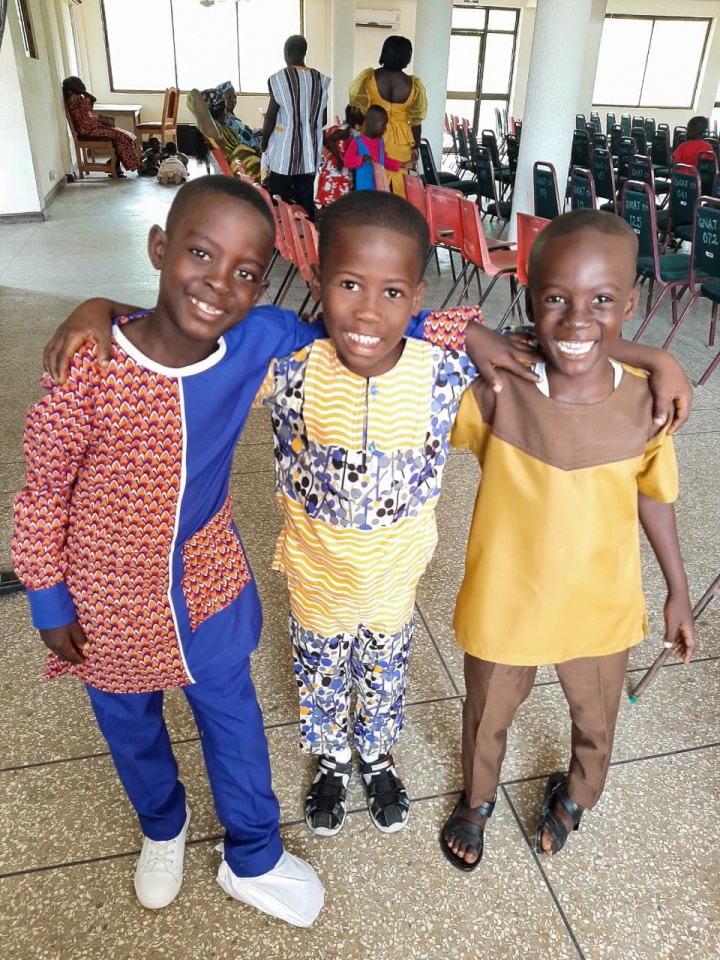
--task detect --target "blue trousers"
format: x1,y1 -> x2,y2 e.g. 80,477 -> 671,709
86,656 -> 283,878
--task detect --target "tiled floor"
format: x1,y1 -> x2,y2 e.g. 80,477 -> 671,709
1,167 -> 718,960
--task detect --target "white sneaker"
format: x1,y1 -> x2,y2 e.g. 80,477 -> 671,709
216,846 -> 325,927
134,806 -> 191,910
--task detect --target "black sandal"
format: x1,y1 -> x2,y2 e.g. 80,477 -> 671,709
440,792 -> 495,873
535,772 -> 583,856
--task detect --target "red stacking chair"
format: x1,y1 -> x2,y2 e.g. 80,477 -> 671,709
495,212 -> 551,327
440,196 -> 519,310
403,173 -> 428,219
426,185 -> 466,293
287,212 -> 321,317
272,196 -> 308,306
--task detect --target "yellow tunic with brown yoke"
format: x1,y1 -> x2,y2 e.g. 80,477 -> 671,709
450,365 -> 678,666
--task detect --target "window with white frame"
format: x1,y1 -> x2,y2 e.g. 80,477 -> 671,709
592,15 -> 710,109
101,0 -> 303,94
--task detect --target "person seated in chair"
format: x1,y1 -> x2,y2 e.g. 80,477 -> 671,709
188,88 -> 262,184
62,76 -> 139,177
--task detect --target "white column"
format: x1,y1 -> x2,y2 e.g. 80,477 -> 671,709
330,0 -> 355,123
576,0 -> 607,118
412,0 -> 453,164
510,0 -> 593,237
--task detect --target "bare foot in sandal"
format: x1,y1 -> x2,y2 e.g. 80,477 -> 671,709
440,793 -> 495,872
445,804 -> 488,865
535,772 -> 583,858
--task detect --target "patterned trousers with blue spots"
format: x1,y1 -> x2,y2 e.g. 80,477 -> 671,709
290,615 -> 414,758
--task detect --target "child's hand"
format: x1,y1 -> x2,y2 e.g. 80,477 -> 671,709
40,621 -> 88,664
43,298 -> 136,383
648,359 -> 693,435
663,593 -> 695,664
465,321 -> 542,391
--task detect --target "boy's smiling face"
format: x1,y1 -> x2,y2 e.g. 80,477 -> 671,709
311,224 -> 427,379
146,194 -> 273,363
526,229 -> 639,399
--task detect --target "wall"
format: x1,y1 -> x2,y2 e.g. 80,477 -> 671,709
0,26 -> 38,215
0,0 -> 73,216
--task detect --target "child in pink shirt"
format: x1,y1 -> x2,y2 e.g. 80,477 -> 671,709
344,105 -> 411,190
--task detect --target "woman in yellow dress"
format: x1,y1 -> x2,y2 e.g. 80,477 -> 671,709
349,36 -> 427,197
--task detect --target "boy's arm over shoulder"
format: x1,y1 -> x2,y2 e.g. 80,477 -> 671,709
407,307 -> 542,389
230,305 -> 327,358
12,344 -> 102,631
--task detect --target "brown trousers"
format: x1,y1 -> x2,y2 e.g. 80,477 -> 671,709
462,648 -> 629,811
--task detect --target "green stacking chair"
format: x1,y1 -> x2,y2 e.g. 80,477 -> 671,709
481,130 -> 512,197
592,147 -> 617,212
571,129 -> 591,169
570,167 -> 596,210
697,151 -> 718,198
672,126 -> 687,151
533,161 -> 561,220
418,139 -> 478,196
657,164 -> 701,245
628,154 -> 668,198
621,180 -> 691,341
616,136 -> 636,185
650,129 -> 671,178
606,112 -> 616,136
620,113 -> 632,136
474,146 -> 512,237
662,198 -> 720,368
631,126 -> 647,155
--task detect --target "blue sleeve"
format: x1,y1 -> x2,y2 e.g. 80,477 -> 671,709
26,582 -> 77,631
405,312 -> 427,340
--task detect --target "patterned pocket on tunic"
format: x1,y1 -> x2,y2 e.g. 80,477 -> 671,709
181,495 -> 251,631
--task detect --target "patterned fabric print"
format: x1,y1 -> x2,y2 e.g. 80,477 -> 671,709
291,615 -> 413,757
13,344 -> 190,694
421,304 -> 480,352
268,342 -> 474,529
182,495 -> 250,631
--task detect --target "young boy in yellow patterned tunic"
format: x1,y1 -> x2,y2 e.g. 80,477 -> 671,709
254,191 -> 481,836
442,210 -> 695,872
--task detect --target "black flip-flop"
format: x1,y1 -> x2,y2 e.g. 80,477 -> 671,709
439,792 -> 495,873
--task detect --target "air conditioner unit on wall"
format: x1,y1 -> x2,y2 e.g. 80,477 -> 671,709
355,8 -> 400,30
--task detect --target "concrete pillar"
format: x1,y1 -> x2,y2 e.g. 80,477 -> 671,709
330,0 -> 355,123
510,0 -> 593,237
413,0 -> 453,164
576,0 -> 607,118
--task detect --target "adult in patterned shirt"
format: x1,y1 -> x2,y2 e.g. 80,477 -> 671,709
260,35 -> 330,221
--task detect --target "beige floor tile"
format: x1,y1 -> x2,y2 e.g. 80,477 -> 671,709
505,747 -> 720,960
0,796 -> 578,960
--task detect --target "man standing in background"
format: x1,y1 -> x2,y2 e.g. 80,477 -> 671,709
261,35 -> 331,220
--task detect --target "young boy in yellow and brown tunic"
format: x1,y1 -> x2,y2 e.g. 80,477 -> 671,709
442,209 -> 695,872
